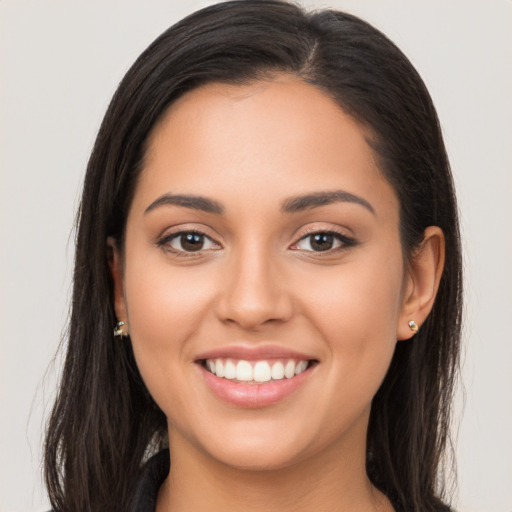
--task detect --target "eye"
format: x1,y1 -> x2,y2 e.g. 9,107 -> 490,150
292,231 -> 355,252
159,231 -> 219,253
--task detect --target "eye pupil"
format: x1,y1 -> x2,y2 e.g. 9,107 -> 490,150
310,233 -> 334,251
181,233 -> 204,251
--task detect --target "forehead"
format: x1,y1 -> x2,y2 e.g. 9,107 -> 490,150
146,77 -> 374,168
134,77 -> 397,219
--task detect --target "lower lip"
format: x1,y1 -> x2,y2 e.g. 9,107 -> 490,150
197,363 -> 314,408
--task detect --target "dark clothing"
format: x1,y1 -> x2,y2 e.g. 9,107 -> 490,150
130,449 -> 170,512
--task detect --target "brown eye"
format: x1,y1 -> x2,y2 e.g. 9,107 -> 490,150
161,231 -> 219,253
310,233 -> 335,251
292,231 -> 356,253
180,233 -> 205,251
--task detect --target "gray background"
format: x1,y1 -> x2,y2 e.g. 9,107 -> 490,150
1,1 -> 511,511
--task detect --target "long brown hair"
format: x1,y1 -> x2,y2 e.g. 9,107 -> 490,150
44,1 -> 462,510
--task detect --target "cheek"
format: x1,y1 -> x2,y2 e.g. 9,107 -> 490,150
123,257 -> 217,393
301,255 -> 403,336
297,251 -> 404,388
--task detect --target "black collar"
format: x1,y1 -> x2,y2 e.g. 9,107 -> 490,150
130,449 -> 170,512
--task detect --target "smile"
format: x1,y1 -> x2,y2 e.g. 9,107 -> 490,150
197,351 -> 317,408
204,358 -> 310,383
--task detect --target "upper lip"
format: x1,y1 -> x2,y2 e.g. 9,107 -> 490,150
195,344 -> 317,362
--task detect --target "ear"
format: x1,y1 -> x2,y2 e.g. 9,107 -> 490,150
107,237 -> 128,328
397,226 -> 445,340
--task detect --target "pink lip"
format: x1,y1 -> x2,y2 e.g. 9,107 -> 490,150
195,345 -> 318,408
195,344 -> 316,362
199,367 -> 312,408
196,364 -> 316,410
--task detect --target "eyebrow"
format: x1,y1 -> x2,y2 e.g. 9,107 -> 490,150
144,189 -> 375,216
281,190 -> 375,215
144,194 -> 224,215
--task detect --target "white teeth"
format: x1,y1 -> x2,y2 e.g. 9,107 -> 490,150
224,360 -> 236,379
236,360 -> 253,381
253,361 -> 271,382
271,361 -> 285,380
205,358 -> 310,382
284,360 -> 295,379
215,359 -> 225,378
295,360 -> 308,375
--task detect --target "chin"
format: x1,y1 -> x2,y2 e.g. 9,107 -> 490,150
175,419 -> 313,472
209,442 -> 307,472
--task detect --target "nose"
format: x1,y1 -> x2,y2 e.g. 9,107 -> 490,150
215,245 -> 294,330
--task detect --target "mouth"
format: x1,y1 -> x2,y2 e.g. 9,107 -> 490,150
194,345 -> 319,407
200,358 -> 316,384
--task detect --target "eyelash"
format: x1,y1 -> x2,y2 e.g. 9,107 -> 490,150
156,228 -> 357,257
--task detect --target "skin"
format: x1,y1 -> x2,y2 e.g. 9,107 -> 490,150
110,76 -> 445,512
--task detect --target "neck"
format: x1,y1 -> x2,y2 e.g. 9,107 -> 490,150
156,413 -> 393,512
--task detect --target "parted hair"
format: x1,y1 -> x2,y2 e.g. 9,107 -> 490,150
44,1 -> 462,511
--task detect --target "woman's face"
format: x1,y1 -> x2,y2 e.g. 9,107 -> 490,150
113,77 -> 414,471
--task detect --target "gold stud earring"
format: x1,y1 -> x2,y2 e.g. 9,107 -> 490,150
408,320 -> 419,333
114,321 -> 128,337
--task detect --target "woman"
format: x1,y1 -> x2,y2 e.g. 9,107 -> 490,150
44,1 -> 462,511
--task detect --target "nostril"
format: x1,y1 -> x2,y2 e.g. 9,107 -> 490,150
216,292 -> 294,329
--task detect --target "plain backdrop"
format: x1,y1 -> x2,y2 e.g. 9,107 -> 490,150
0,1 -> 511,511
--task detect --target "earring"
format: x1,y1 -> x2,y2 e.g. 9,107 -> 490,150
408,320 -> 419,333
114,321 -> 128,337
